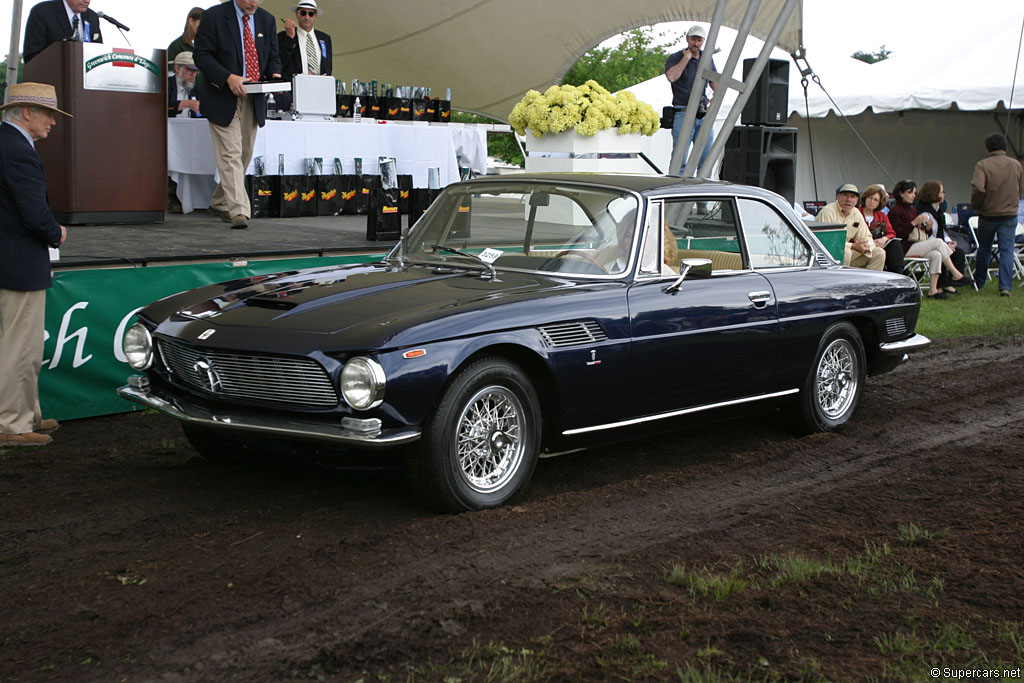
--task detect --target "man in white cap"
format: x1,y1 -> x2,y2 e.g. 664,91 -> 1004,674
277,0 -> 332,110
665,24 -> 718,175
0,83 -> 70,447
168,51 -> 201,118
817,183 -> 885,270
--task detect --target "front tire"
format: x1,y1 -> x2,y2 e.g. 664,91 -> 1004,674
408,356 -> 541,512
793,322 -> 865,433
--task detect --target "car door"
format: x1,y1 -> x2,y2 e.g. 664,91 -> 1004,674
627,197 -> 780,417
734,197 -> 822,392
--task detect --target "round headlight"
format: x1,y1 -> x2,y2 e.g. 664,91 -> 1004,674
340,357 -> 386,410
123,323 -> 154,370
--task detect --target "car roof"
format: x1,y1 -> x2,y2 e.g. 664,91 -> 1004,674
461,173 -> 779,201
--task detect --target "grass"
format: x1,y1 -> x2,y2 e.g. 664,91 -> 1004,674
914,281 -> 1024,339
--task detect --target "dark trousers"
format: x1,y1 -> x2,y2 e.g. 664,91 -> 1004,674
882,240 -> 904,274
937,247 -> 966,287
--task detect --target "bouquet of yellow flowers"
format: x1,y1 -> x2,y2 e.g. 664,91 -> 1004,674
509,80 -> 660,138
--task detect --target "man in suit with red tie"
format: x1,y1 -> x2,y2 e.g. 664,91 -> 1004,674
0,83 -> 69,447
194,0 -> 281,229
23,0 -> 104,63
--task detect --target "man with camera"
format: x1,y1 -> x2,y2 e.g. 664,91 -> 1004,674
665,24 -> 718,176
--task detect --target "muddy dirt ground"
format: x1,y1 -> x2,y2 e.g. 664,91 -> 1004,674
1,337 -> 1022,682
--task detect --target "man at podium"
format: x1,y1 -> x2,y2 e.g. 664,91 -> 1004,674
23,0 -> 104,63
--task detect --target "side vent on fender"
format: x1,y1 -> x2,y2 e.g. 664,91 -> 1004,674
539,321 -> 608,348
815,252 -> 833,267
885,316 -> 908,339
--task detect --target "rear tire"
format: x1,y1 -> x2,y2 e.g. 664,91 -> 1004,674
407,356 -> 541,513
792,322 -> 865,433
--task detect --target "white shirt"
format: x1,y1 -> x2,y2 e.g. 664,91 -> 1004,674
296,26 -> 320,75
175,77 -> 195,118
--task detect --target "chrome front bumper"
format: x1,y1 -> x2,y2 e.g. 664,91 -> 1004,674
117,384 -> 421,448
879,333 -> 931,357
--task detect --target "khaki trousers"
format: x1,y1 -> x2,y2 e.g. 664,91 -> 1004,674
0,289 -> 45,435
208,94 -> 257,219
844,244 -> 886,270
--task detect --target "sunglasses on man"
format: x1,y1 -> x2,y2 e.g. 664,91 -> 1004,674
297,9 -> 317,17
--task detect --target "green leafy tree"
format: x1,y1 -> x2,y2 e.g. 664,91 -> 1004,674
563,28 -> 674,92
851,45 -> 892,64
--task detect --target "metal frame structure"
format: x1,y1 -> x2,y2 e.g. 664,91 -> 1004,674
671,0 -> 801,179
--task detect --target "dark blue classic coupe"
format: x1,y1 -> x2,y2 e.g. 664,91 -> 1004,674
119,174 -> 929,512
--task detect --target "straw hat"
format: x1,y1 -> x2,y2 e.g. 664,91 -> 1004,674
173,51 -> 198,69
0,82 -> 72,117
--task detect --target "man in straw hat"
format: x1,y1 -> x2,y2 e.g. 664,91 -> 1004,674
194,0 -> 281,229
0,83 -> 70,447
277,0 -> 332,111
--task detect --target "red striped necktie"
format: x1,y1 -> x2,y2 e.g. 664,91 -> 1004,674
242,15 -> 261,82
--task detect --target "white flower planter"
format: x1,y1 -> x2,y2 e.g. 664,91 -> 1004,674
524,128 -> 650,173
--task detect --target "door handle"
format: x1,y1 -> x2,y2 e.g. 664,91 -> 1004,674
748,290 -> 772,307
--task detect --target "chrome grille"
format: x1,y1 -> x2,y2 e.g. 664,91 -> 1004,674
157,337 -> 338,408
885,316 -> 908,339
539,321 -> 608,348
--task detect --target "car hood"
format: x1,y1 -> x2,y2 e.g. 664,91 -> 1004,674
149,262 -> 605,350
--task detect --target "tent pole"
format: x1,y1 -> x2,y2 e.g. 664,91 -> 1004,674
698,0 -> 800,179
670,0 -> 727,177
686,0 -> 763,178
5,0 -> 24,102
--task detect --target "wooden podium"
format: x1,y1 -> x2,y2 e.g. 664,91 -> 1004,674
24,41 -> 167,224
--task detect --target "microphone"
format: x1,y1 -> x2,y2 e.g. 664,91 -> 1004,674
96,11 -> 130,31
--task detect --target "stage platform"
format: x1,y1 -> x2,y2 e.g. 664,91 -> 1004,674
54,211 -> 400,269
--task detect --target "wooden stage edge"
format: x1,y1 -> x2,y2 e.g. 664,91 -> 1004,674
53,211 -> 400,270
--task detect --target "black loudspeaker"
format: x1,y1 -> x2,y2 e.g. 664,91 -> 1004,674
741,58 -> 789,126
721,125 -> 797,204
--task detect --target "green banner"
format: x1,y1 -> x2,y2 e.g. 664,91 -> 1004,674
41,254 -> 384,421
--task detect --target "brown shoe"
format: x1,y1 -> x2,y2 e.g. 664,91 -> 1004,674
35,418 -> 60,434
1000,289 -> 1011,297
215,210 -> 232,223
0,432 -> 53,447
230,215 -> 249,229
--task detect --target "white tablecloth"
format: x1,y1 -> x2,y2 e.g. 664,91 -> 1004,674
168,118 -> 486,213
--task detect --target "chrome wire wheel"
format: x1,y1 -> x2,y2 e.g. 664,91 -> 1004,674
815,338 -> 858,420
454,385 -> 526,494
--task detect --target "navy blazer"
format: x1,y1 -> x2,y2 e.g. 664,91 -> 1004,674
167,75 -> 199,118
193,3 -> 281,128
278,28 -> 333,79
24,0 -> 103,63
0,123 -> 63,291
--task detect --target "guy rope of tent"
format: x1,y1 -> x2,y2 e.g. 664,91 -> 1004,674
791,48 -> 895,202
1008,14 -> 1024,140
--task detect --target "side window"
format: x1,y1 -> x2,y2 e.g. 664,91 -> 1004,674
662,199 -> 745,273
737,199 -> 811,268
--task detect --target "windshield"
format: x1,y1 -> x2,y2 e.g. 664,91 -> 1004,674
397,182 -> 641,277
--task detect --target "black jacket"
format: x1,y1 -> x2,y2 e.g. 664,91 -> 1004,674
277,28 -> 333,80
0,123 -> 63,291
24,0 -> 103,63
167,75 -> 199,118
193,3 -> 281,128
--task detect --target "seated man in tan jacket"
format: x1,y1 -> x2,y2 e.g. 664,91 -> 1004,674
816,183 -> 885,270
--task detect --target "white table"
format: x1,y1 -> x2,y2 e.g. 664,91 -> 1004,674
167,118 -> 486,213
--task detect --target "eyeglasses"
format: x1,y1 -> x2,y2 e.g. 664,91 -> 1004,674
297,9 -> 316,16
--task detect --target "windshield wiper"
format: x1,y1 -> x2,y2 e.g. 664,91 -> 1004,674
430,244 -> 496,279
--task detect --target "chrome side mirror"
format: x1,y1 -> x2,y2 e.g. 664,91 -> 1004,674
666,258 -> 712,293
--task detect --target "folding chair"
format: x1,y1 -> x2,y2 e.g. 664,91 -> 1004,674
902,256 -> 931,291
968,218 -> 1024,288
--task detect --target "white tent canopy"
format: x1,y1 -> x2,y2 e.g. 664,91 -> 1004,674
257,0 -> 802,122
625,11 -> 1024,206
788,12 -> 1024,207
